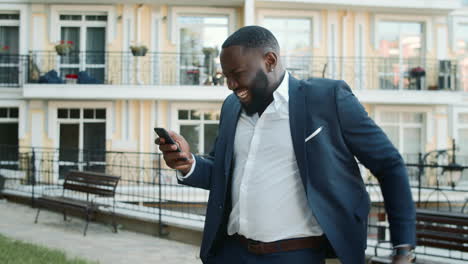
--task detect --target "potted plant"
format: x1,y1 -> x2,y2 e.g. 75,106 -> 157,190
130,44 -> 148,56
55,40 -> 74,56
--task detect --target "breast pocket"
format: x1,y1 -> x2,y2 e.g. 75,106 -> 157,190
305,126 -> 323,143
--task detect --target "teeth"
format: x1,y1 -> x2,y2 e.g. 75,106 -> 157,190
237,90 -> 248,98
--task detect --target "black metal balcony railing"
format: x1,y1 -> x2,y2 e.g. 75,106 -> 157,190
1,52 -> 467,91
1,144 -> 468,262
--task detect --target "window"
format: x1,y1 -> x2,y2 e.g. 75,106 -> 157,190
57,107 -> 106,178
455,22 -> 468,91
58,14 -> 107,82
178,16 -> 228,85
0,12 -> 20,85
0,107 -> 19,169
377,111 -> 425,183
377,111 -> 425,161
377,21 -> 425,90
263,17 -> 312,80
0,107 -> 19,118
177,109 -> 220,154
456,113 -> 468,184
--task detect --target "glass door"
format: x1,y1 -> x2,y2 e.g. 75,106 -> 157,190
178,16 -> 228,85
58,123 -> 79,179
378,21 -> 424,90
0,24 -> 20,85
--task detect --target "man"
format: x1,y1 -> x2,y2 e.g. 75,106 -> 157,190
156,26 -> 415,264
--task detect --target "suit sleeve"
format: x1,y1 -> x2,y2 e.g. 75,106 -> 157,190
176,140 -> 217,190
334,81 -> 416,247
176,96 -> 231,190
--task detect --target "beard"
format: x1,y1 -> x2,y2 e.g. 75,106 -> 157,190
242,69 -> 270,116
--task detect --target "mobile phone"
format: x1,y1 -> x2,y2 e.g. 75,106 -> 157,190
154,128 -> 189,161
154,127 -> 181,151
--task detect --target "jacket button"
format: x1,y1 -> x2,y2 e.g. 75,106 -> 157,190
218,205 -> 223,210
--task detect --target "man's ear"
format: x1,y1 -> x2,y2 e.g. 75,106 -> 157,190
264,51 -> 278,72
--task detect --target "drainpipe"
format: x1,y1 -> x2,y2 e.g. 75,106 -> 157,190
341,10 -> 350,81
136,4 -> 144,84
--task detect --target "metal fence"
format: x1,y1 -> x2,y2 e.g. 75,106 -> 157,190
0,145 -> 208,224
1,52 -> 467,91
1,145 -> 467,262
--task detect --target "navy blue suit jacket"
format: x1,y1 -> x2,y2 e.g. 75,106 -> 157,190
179,75 -> 416,264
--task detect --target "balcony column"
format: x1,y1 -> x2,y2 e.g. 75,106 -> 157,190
244,0 -> 255,26
435,16 -> 448,60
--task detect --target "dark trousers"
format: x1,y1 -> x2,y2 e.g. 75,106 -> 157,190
206,236 -> 326,264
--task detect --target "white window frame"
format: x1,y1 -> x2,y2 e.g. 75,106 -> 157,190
49,5 -> 116,44
372,13 -> 432,52
0,100 -> 26,139
48,101 -> 112,142
57,14 -> 107,79
452,107 -> 468,147
257,9 -> 321,49
51,103 -> 110,183
374,18 -> 428,90
448,106 -> 468,185
0,4 -> 28,55
258,9 -> 319,80
171,7 -> 235,86
0,12 -> 21,86
0,107 -> 20,167
170,102 -> 221,154
168,7 -> 236,45
374,106 -> 432,156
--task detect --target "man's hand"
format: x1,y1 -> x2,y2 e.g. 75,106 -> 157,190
155,130 -> 194,175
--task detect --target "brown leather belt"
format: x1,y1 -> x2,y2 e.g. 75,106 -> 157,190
232,234 -> 326,255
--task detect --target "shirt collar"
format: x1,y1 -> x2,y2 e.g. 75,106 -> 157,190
272,71 -> 289,112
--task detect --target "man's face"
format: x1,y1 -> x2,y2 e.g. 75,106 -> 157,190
220,46 -> 270,115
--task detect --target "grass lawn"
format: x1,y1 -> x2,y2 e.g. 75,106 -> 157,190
0,234 -> 98,264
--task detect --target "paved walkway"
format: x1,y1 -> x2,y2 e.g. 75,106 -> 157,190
0,199 -> 201,264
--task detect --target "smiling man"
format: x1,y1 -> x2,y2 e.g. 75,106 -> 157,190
156,26 -> 416,264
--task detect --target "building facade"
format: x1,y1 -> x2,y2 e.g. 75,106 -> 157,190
1,0 -> 468,184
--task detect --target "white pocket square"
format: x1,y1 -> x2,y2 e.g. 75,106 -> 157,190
305,126 -> 323,142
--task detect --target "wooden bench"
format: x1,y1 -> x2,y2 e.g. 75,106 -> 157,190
370,209 -> 468,263
34,170 -> 120,236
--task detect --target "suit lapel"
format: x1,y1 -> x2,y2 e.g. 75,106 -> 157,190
224,97 -> 241,179
289,76 -> 309,193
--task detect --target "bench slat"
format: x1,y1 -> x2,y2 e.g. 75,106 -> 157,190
417,231 -> 468,244
67,172 -> 119,185
66,178 -> 117,188
417,214 -> 468,226
64,183 -> 115,197
417,239 -> 468,252
416,223 -> 468,235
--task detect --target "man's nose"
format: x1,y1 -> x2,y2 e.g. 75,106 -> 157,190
227,78 -> 238,90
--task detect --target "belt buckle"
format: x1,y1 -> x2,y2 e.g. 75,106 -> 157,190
247,240 -> 264,255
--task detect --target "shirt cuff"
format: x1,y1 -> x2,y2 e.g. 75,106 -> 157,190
394,244 -> 413,248
176,153 -> 196,180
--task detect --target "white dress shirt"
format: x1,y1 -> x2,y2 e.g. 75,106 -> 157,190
181,72 -> 323,242
226,72 -> 323,242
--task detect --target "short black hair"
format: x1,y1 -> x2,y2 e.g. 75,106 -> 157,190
222,26 -> 280,54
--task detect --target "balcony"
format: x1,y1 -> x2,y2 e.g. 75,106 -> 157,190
1,52 -> 467,100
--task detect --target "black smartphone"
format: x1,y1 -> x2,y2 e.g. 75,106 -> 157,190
154,128 -> 189,161
154,127 -> 181,151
